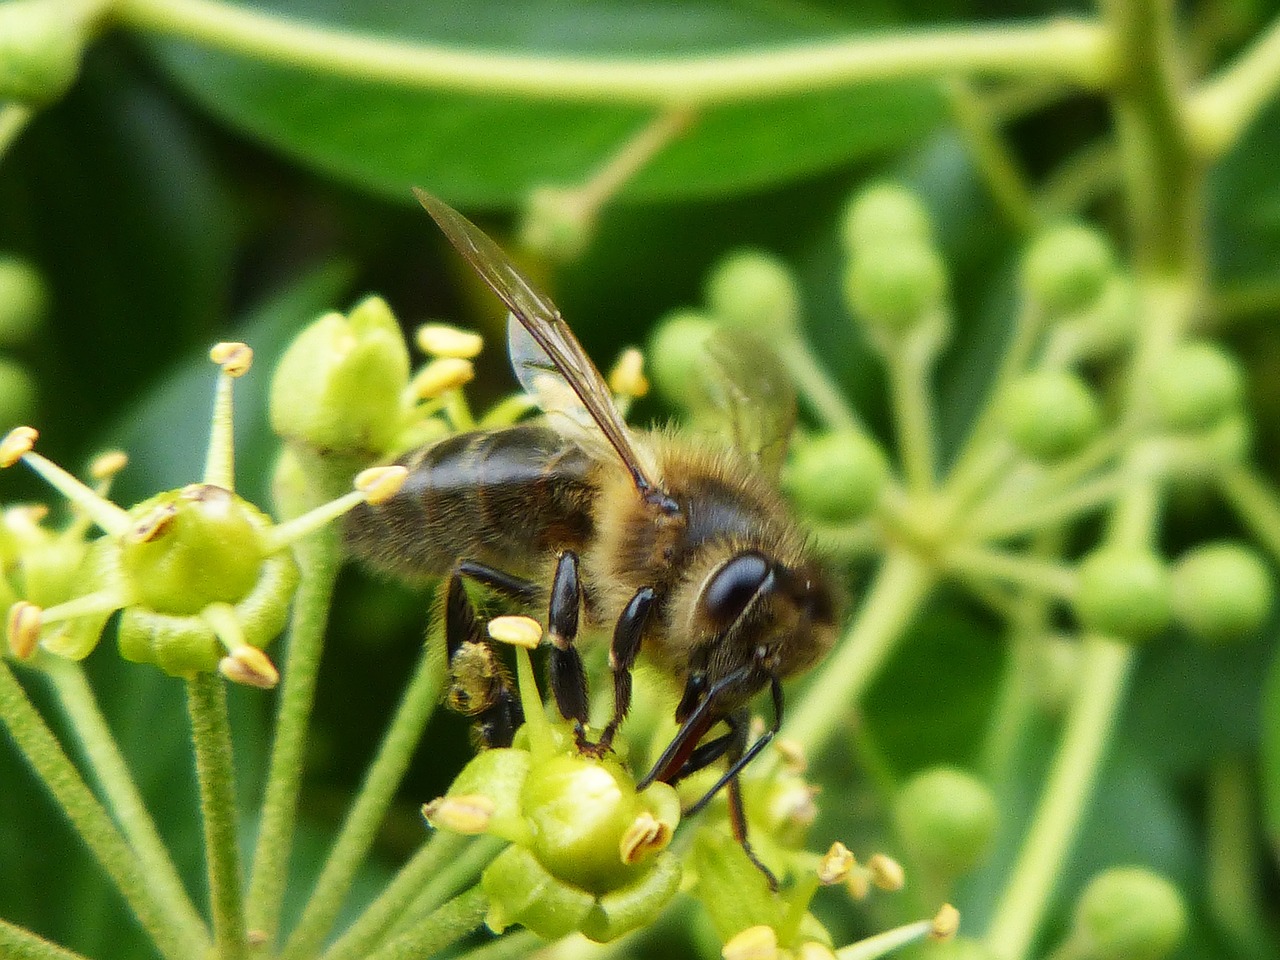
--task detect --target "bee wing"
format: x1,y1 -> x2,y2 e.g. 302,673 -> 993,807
700,328 -> 797,479
415,189 -> 666,501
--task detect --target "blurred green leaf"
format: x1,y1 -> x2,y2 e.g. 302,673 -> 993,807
1263,640 -> 1280,853
142,0 -> 946,205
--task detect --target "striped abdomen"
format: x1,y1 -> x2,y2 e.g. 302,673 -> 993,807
344,425 -> 598,582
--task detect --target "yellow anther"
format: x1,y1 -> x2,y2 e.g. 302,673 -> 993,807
721,925 -> 778,960
846,870 -> 870,901
818,841 -> 856,884
797,943 -> 837,960
128,502 -> 177,544
619,810 -> 673,865
0,426 -> 37,467
411,357 -> 475,399
608,347 -> 649,398
487,615 -> 543,650
867,853 -> 905,891
209,341 -> 253,377
89,450 -> 129,480
930,903 -> 960,941
7,601 -> 42,659
422,794 -> 495,834
416,323 -> 484,359
219,647 -> 280,690
355,465 -> 408,505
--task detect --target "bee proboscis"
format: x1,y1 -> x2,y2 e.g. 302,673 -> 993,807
345,190 -> 842,882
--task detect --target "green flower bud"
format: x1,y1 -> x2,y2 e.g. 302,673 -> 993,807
844,241 -> 948,334
893,766 -> 997,876
1074,547 -> 1173,641
120,485 -> 265,616
1172,541 -> 1273,644
999,370 -> 1101,463
118,545 -> 297,677
446,747 -> 533,845
705,250 -> 799,337
521,752 -> 676,894
1151,341 -> 1244,433
841,182 -> 933,254
0,358 -> 37,428
0,255 -> 48,345
269,297 -> 410,457
0,0 -> 85,103
647,309 -> 718,409
784,432 -> 888,523
519,186 -> 593,263
1021,224 -> 1116,316
483,844 -> 596,940
580,851 -> 682,942
1073,867 -> 1188,960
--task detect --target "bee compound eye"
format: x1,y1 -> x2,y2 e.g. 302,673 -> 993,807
702,551 -> 772,629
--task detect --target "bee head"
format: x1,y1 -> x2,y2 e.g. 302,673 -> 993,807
676,548 -> 841,720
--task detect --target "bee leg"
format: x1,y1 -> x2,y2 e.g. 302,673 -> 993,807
458,559 -> 541,606
595,586 -> 655,753
442,569 -> 525,749
728,770 -> 778,892
684,675 -> 784,816
547,551 -> 592,749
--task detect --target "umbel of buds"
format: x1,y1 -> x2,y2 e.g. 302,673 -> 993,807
423,630 -> 681,943
1,343 -> 406,686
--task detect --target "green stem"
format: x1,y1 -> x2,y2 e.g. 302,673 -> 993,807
187,673 -> 249,960
776,336 -> 864,436
246,523 -> 342,942
836,918 -> 933,960
363,886 -> 489,960
942,544 -> 1077,598
945,78 -> 1038,233
455,929 -> 541,960
0,663 -> 192,960
1187,13 -> 1280,157
1218,463 -> 1280,563
111,0 -> 1114,104
885,333 -> 939,495
1035,139 -> 1120,219
44,660 -> 209,952
323,833 -> 501,960
982,636 -> 1133,960
1206,759 -> 1278,955
1101,0 -> 1201,277
781,550 -> 934,757
391,835 -> 506,936
967,468 -> 1133,540
0,919 -> 92,960
280,634 -> 447,960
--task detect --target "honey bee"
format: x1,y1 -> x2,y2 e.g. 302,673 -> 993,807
345,190 -> 842,879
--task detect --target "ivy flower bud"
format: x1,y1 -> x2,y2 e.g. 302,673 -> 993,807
784,431 -> 888,523
840,182 -> 934,254
1151,341 -> 1244,433
999,371 -> 1101,463
844,240 -> 948,335
269,297 -> 410,457
0,255 -> 48,345
1021,224 -> 1116,317
706,250 -> 800,337
1074,547 -> 1173,641
647,309 -> 717,408
1072,867 -> 1187,960
893,767 -> 997,877
1171,541 -> 1273,644
0,0 -> 86,103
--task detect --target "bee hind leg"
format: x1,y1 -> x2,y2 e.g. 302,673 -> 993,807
547,551 -> 592,749
442,567 -> 531,748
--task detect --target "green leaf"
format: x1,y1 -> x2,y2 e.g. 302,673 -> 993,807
141,1 -> 946,205
1263,640 -> 1280,854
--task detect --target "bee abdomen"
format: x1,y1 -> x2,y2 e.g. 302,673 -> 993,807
344,425 -> 596,580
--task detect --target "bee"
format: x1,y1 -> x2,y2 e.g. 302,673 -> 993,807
345,190 -> 842,880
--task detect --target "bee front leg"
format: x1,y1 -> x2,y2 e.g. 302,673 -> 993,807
547,551 -> 592,749
595,586 -> 655,753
